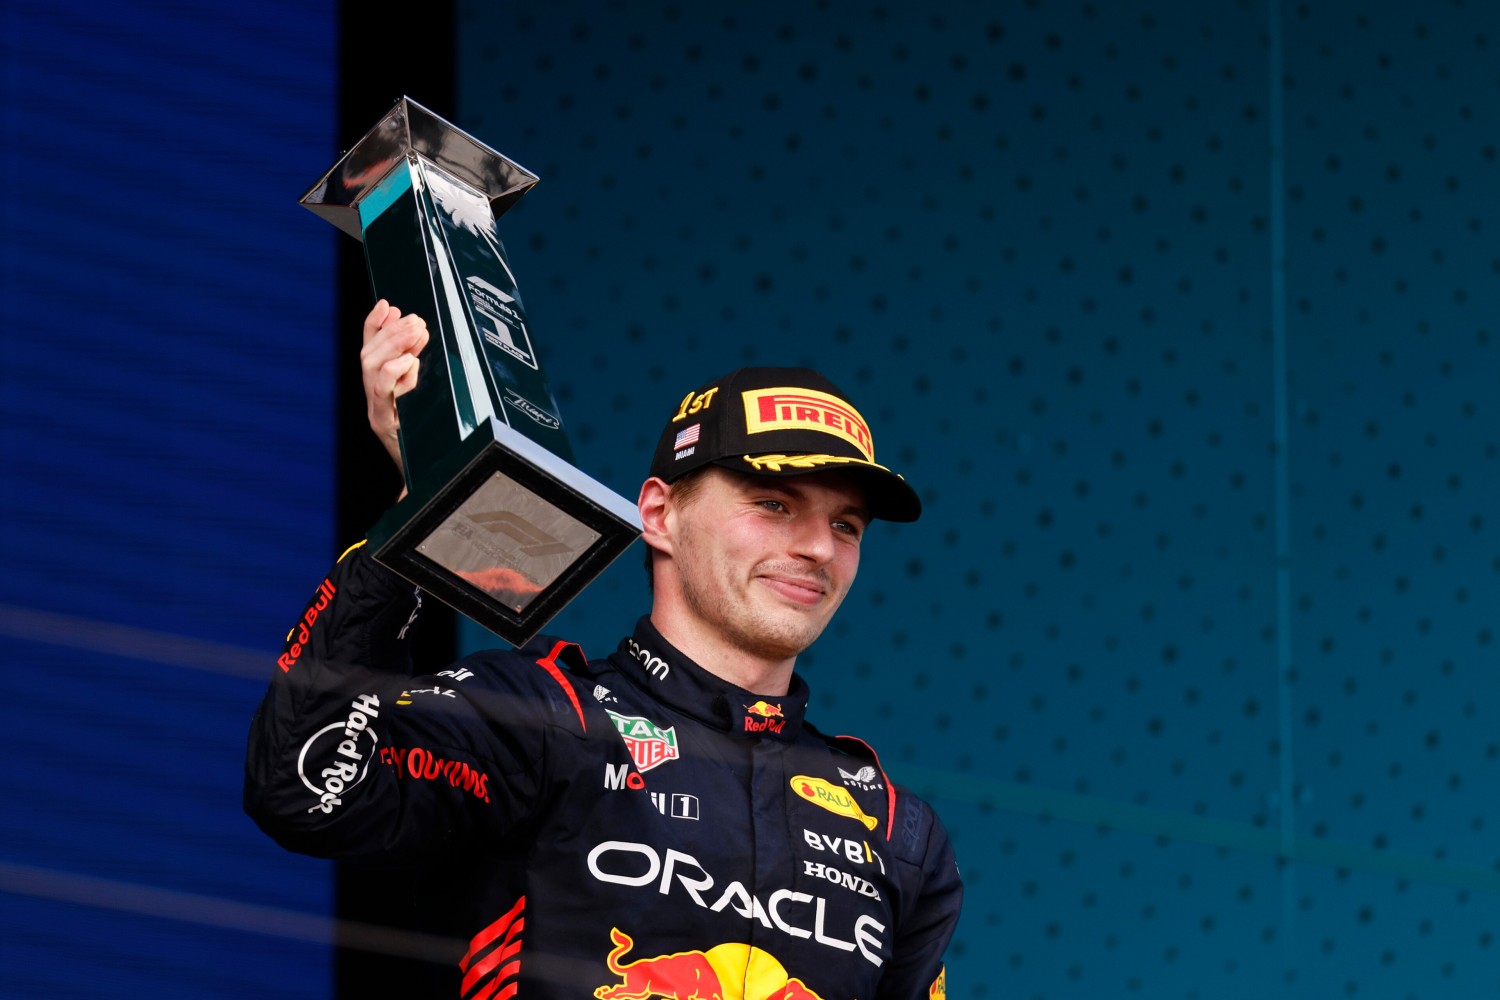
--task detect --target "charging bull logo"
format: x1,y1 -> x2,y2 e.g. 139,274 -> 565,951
743,701 -> 786,734
594,928 -> 826,1000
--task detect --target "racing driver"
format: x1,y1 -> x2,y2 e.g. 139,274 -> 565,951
244,301 -> 963,999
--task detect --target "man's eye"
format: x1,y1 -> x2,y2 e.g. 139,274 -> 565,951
759,499 -> 787,512
833,519 -> 863,538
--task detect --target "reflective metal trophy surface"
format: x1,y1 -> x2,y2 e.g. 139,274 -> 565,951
301,97 -> 641,645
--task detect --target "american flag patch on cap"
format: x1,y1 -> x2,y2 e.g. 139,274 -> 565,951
674,424 -> 701,450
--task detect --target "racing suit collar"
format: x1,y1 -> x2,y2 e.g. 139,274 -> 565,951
610,617 -> 810,741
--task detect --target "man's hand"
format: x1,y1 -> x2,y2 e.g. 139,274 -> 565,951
360,299 -> 430,476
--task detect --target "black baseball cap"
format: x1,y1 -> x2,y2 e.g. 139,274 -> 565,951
647,366 -> 922,522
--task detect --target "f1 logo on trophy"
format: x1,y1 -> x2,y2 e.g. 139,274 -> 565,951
301,97 -> 641,645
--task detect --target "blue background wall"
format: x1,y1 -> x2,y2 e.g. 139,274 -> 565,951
0,1 -> 339,996
4,1 -> 1500,998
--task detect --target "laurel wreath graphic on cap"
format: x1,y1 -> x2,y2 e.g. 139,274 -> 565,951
742,453 -> 897,474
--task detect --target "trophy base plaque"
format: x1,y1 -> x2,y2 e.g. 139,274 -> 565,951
369,416 -> 641,647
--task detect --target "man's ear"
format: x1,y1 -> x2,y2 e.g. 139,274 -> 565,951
638,477 -> 674,555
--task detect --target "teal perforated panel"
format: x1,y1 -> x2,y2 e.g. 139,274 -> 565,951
454,3 -> 1500,997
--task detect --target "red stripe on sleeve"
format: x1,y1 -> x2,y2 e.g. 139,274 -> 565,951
536,641 -> 588,734
835,734 -> 897,842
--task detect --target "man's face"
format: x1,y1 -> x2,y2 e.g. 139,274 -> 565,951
663,467 -> 868,665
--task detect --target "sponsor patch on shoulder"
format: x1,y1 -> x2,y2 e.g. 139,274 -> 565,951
790,775 -> 878,830
608,711 -> 680,772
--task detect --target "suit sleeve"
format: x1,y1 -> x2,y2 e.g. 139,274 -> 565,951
242,542 -> 550,861
878,791 -> 963,1000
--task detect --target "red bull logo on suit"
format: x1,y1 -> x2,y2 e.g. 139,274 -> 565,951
742,701 -> 787,734
594,927 -> 827,1000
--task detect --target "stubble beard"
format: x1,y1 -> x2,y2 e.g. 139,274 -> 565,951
678,552 -> 840,665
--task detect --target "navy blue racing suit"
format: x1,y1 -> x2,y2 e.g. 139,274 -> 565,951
244,541 -> 962,1000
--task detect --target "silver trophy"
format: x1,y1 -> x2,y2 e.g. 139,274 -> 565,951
301,97 -> 641,645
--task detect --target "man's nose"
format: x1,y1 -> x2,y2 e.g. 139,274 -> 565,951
788,516 -> 838,563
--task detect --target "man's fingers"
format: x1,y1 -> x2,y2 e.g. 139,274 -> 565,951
362,299 -> 399,342
388,354 -> 420,397
360,322 -> 428,403
357,300 -> 425,477
368,355 -> 419,418
361,311 -> 428,365
401,318 -> 430,356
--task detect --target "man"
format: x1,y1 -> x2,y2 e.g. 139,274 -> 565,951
245,302 -> 963,999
